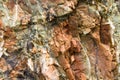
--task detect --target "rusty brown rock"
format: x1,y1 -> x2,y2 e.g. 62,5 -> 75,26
71,38 -> 81,53
50,21 -> 72,57
81,27 -> 114,80
100,23 -> 111,45
71,54 -> 87,80
57,54 -> 75,80
0,0 -> 118,80
6,0 -> 15,10
0,20 -> 3,29
29,0 -> 37,5
4,28 -> 16,53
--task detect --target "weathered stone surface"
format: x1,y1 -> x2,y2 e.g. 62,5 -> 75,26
0,0 -> 119,80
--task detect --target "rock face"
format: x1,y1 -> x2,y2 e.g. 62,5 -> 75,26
0,0 -> 119,80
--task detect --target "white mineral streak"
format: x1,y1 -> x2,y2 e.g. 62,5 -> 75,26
0,30 -> 4,58
27,58 -> 34,71
104,19 -> 115,46
12,4 -> 18,27
0,41 -> 4,57
79,41 -> 91,79
112,15 -> 120,80
1,4 -> 10,26
11,4 -> 30,27
0,3 -> 21,27
40,51 -> 59,80
108,19 -> 115,46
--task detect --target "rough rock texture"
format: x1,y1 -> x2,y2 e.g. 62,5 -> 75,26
0,0 -> 119,80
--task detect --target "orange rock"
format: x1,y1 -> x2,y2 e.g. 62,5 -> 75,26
80,73 -> 86,80
0,20 -> 2,28
4,28 -> 16,53
0,58 -> 11,72
57,54 -> 75,80
81,28 -> 114,80
71,38 -> 81,53
31,47 -> 37,54
10,70 -> 19,78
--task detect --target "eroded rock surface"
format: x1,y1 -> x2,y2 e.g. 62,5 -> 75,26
0,0 -> 119,80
